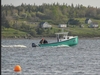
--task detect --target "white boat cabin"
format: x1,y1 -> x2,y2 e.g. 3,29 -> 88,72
55,32 -> 75,42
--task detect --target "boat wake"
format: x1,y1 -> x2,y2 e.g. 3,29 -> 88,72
45,45 -> 70,48
1,45 -> 27,48
56,45 -> 70,47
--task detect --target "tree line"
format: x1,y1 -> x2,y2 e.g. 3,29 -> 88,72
1,3 -> 100,37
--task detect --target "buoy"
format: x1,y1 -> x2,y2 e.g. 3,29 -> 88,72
14,65 -> 21,72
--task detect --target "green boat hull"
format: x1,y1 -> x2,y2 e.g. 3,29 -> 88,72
38,36 -> 78,47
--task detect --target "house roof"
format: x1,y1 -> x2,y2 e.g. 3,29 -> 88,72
85,18 -> 89,20
39,22 -> 49,25
91,22 -> 98,24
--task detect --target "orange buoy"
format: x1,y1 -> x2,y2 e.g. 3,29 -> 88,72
14,65 -> 21,72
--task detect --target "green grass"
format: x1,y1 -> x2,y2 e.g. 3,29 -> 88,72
2,27 -> 100,38
68,27 -> 100,37
1,28 -> 29,38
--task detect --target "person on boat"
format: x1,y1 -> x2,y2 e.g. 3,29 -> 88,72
39,38 -> 48,44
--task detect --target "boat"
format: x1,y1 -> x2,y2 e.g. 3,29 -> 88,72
32,32 -> 78,47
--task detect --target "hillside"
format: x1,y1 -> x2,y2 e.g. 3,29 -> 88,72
1,4 -> 100,38
2,25 -> 100,38
1,28 -> 30,38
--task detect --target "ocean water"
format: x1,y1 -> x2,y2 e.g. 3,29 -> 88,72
1,38 -> 100,75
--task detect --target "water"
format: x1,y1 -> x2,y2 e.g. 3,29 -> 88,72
1,38 -> 100,75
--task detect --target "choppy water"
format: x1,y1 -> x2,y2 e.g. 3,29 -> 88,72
1,38 -> 100,75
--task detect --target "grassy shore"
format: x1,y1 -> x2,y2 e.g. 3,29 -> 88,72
1,27 -> 100,39
1,28 -> 29,38
68,27 -> 100,37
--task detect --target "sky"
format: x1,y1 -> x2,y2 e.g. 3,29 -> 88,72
1,0 -> 100,8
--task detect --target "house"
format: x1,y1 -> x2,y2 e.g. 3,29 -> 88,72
85,18 -> 92,24
39,22 -> 52,28
88,22 -> 99,28
80,24 -> 84,28
58,24 -> 67,28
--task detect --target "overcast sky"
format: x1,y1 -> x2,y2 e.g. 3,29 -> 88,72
1,0 -> 100,8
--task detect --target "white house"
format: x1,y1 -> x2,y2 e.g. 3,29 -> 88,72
85,18 -> 92,24
39,22 -> 52,28
58,24 -> 67,28
80,24 -> 84,28
88,22 -> 99,28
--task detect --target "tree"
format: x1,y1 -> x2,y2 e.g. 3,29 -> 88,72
29,29 -> 37,36
68,18 -> 81,26
86,7 -> 97,18
20,13 -> 27,19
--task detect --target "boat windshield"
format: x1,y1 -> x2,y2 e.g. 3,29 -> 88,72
55,32 -> 69,42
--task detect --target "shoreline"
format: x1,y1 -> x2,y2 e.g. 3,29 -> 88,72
1,36 -> 100,40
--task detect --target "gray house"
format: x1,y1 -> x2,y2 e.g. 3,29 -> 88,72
39,22 -> 52,28
85,18 -> 92,24
88,22 -> 99,28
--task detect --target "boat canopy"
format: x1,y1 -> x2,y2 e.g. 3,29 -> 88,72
55,32 -> 69,42
55,32 -> 69,35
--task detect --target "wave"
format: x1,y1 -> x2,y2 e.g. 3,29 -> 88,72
1,45 -> 27,48
57,45 -> 70,47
